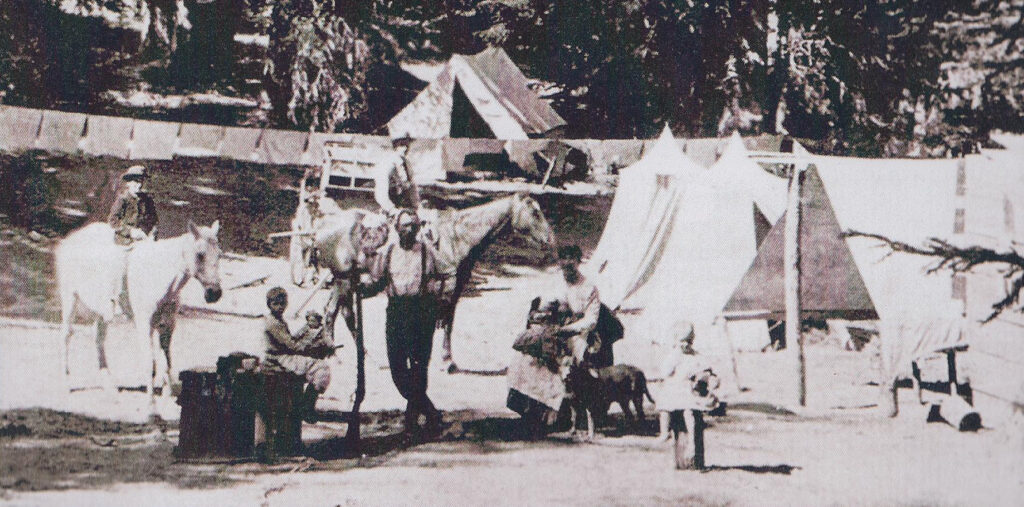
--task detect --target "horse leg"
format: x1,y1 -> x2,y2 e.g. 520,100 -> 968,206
59,294 -> 75,379
323,279 -> 345,346
437,303 -> 456,372
156,311 -> 176,400
132,305 -> 160,417
95,316 -> 117,394
146,323 -> 161,419
339,281 -> 355,335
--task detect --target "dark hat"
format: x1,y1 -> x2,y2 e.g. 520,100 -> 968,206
266,286 -> 288,305
123,165 -> 147,180
558,245 -> 583,261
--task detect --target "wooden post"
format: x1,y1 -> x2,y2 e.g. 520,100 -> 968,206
878,344 -> 899,417
672,410 -> 705,470
401,154 -> 421,214
784,164 -> 806,406
539,151 -> 557,187
720,319 -> 743,392
345,286 -> 365,447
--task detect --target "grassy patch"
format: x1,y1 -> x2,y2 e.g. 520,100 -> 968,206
0,442 -> 235,491
0,409 -> 164,441
0,229 -> 56,320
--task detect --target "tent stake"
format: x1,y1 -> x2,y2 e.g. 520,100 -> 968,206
785,163 -> 807,407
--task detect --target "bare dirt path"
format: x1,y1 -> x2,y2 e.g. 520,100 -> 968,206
1,266 -> 1022,505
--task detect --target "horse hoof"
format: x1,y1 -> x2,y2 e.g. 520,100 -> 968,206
443,363 -> 458,374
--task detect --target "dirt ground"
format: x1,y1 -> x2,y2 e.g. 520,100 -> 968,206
1,261 -> 1022,506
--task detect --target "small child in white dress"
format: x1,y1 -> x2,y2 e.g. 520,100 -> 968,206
656,321 -> 720,441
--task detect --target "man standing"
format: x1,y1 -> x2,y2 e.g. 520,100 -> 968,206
362,210 -> 442,438
108,165 -> 158,245
373,131 -> 418,217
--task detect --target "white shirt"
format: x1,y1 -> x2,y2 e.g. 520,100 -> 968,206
561,272 -> 600,335
372,151 -> 412,213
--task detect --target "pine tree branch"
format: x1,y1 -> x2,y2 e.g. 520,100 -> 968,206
844,230 -> 1024,322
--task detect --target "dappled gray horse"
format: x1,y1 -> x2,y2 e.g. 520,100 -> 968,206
314,209 -> 390,343
431,193 -> 557,370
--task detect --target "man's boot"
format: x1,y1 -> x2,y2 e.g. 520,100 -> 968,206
403,406 -> 420,440
424,407 -> 442,440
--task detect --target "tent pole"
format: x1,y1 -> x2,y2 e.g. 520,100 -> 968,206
785,163 -> 807,407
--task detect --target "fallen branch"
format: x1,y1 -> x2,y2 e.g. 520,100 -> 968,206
844,230 -> 1024,322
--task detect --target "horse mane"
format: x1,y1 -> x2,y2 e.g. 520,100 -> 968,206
448,195 -> 515,232
434,195 -> 517,274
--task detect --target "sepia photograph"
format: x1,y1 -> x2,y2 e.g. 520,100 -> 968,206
0,1 -> 1022,505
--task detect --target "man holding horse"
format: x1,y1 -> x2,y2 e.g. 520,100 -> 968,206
108,165 -> 158,246
361,209 -> 444,439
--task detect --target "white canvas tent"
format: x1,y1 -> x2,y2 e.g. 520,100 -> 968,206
386,47 -> 566,140
958,136 -> 1024,427
811,156 -> 965,384
588,125 -> 704,309
593,131 -> 788,378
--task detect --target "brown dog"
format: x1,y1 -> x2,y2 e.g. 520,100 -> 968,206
561,361 -> 655,440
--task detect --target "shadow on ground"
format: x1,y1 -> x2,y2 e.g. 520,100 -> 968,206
702,464 -> 800,475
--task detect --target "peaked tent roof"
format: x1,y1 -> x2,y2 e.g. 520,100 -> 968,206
606,135 -> 789,377
589,125 -> 704,308
808,155 -> 966,383
715,131 -> 789,221
723,165 -> 879,321
387,47 -> 566,140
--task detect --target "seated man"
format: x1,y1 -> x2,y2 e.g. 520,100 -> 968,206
262,287 -> 334,422
373,131 -> 418,218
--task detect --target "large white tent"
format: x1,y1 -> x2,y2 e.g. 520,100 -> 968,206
811,147 -> 1024,426
812,156 -> 963,377
958,136 -> 1024,427
595,131 -> 788,376
589,125 -> 704,309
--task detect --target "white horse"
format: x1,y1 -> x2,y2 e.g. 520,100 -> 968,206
56,220 -> 223,415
